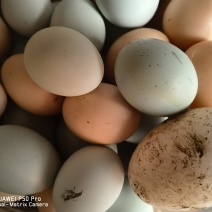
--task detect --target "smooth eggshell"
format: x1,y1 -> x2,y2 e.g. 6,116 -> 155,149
185,41 -> 212,108
105,28 -> 169,84
1,0 -> 53,37
62,83 -> 141,144
53,145 -> 124,212
50,0 -> 106,51
0,125 -> 62,195
115,38 -> 198,116
128,107 -> 212,211
1,54 -> 64,116
163,0 -> 212,50
95,0 -> 160,28
24,26 -> 104,96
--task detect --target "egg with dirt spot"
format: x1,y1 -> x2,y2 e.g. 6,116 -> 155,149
128,107 -> 212,211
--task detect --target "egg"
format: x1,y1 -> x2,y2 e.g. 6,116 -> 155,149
53,145 -> 124,212
0,125 -> 62,195
185,41 -> 212,108
128,107 -> 212,211
1,0 -> 53,37
24,26 -> 104,96
107,176 -> 154,212
115,38 -> 198,116
163,0 -> 212,50
95,0 -> 160,28
62,83 -> 141,144
105,28 -> 170,84
50,0 -> 106,51
1,54 -> 64,116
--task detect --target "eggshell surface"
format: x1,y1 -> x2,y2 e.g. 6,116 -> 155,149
163,0 -> 212,50
1,54 -> 64,116
50,0 -> 106,51
95,0 -> 160,28
185,41 -> 212,108
128,107 -> 212,211
24,27 -> 104,96
53,145 -> 124,212
62,83 -> 140,144
1,0 -> 53,37
0,125 -> 62,196
115,38 -> 198,116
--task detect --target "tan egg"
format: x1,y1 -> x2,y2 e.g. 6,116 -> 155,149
0,83 -> 7,116
62,83 -> 140,145
0,16 -> 11,61
34,187 -> 56,212
1,54 -> 64,116
24,26 -> 104,96
185,41 -> 212,108
163,0 -> 212,50
105,28 -> 169,84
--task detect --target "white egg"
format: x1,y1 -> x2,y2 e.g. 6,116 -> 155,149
53,145 -> 124,212
115,38 -> 198,117
0,125 -> 62,195
95,0 -> 159,28
50,0 -> 106,51
107,176 -> 154,212
1,0 -> 53,36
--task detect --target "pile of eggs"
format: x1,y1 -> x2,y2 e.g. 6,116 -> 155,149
0,0 -> 211,212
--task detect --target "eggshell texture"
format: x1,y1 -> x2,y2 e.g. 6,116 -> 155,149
1,54 -> 64,116
62,83 -> 141,144
185,41 -> 212,108
0,17 -> 11,60
128,107 -> 212,211
0,125 -> 62,196
0,83 -> 7,117
24,26 -> 104,96
105,28 -> 169,84
53,145 -> 124,212
115,38 -> 198,116
95,0 -> 160,28
107,176 -> 153,212
50,0 -> 106,51
1,0 -> 53,37
163,0 -> 212,50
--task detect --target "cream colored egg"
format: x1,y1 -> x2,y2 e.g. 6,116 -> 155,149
24,26 -> 104,96
53,145 -> 124,212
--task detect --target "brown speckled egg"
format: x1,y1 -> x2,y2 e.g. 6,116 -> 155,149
62,83 -> 141,145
